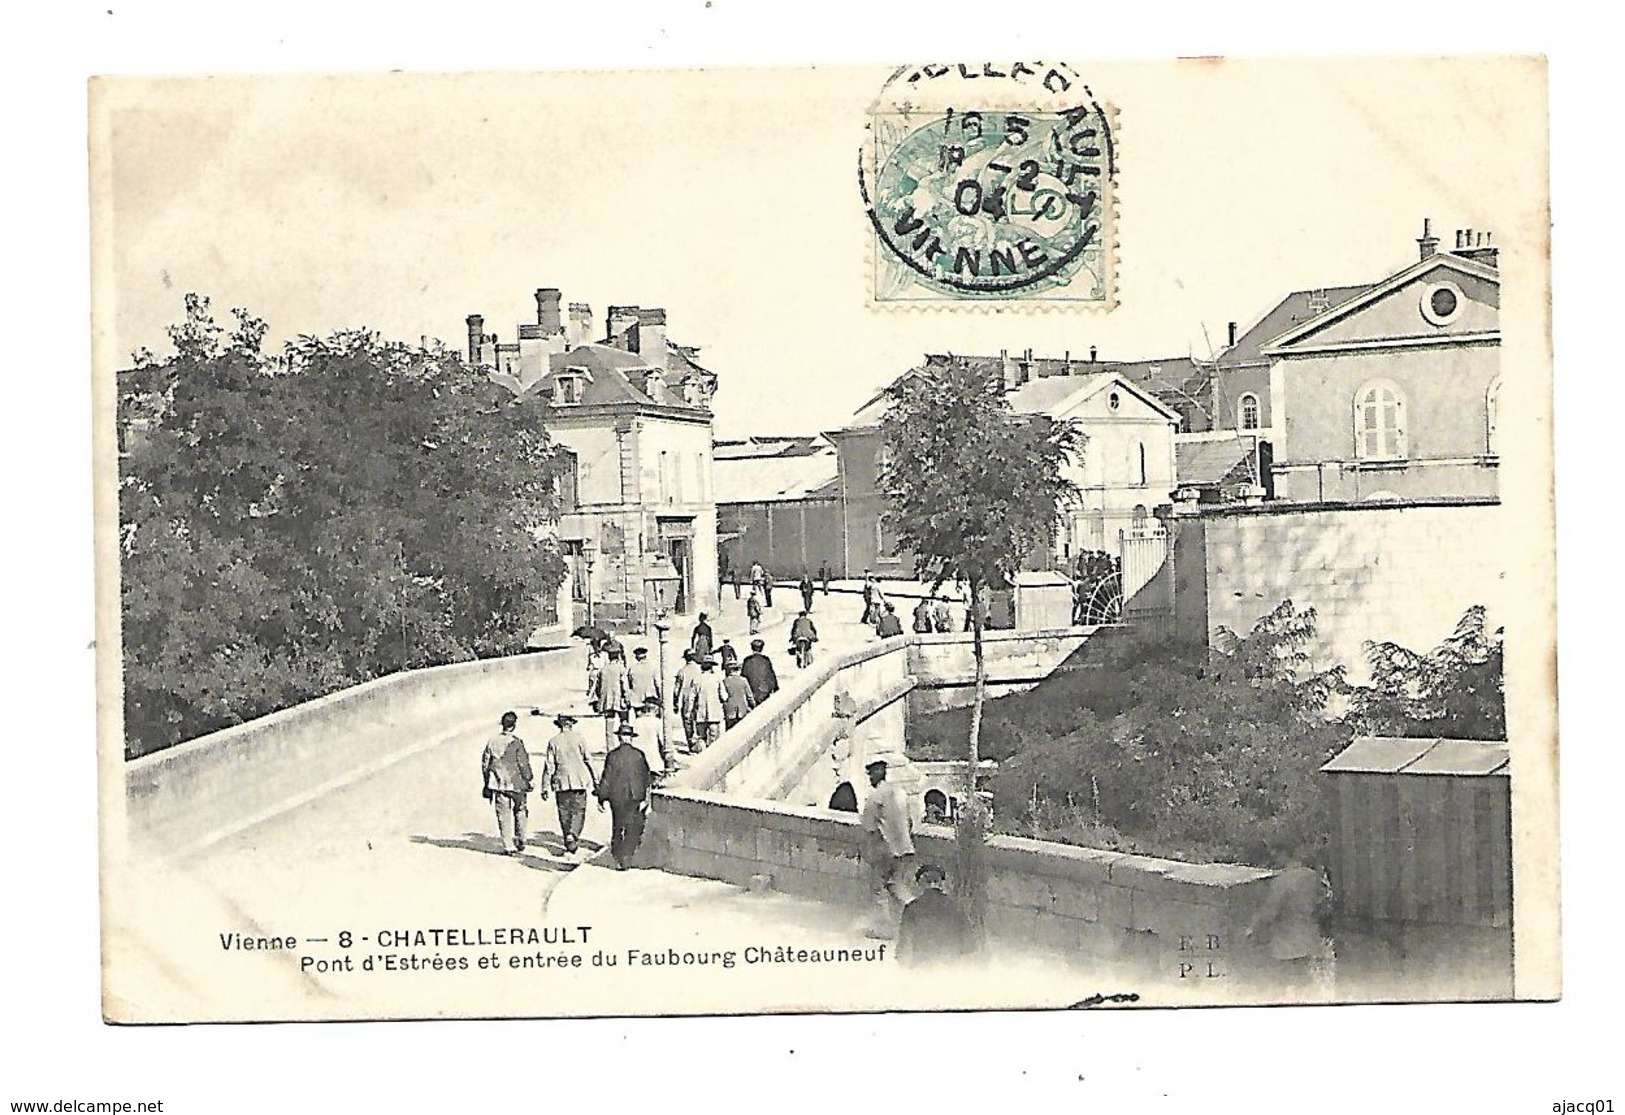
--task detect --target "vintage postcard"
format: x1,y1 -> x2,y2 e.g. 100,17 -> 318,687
92,56 -> 1557,1024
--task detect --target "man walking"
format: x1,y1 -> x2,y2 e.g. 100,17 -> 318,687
799,570 -> 816,614
858,759 -> 916,938
740,638 -> 779,705
716,637 -> 740,671
818,560 -> 831,596
627,646 -> 661,719
481,711 -> 534,855
593,646 -> 632,746
760,566 -> 774,609
746,586 -> 763,634
690,656 -> 725,751
673,649 -> 701,754
720,660 -> 757,731
595,721 -> 654,870
539,712 -> 597,856
859,572 -> 877,624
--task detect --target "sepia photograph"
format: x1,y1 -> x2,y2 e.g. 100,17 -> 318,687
88,54 -> 1559,1028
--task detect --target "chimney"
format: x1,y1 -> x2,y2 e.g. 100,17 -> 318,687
567,303 -> 593,349
606,306 -> 640,352
534,288 -> 563,334
1089,345 -> 1097,363
637,307 -> 668,372
465,314 -> 484,364
1227,321 -> 1238,348
1018,347 -> 1033,386
1062,350 -> 1072,375
1417,217 -> 1439,261
1456,228 -> 1499,269
999,348 -> 1016,391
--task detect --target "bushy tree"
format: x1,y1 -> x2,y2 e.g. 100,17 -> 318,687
1349,605 -> 1505,740
119,295 -> 568,756
877,359 -> 1084,922
991,602 -> 1350,869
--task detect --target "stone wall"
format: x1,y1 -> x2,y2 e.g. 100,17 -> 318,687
1171,498 -> 1506,680
645,788 -> 1280,983
123,651 -> 565,854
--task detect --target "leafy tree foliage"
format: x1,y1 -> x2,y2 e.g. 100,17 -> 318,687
877,361 -> 1084,772
876,360 -> 1083,927
119,295 -> 567,756
990,602 -> 1349,870
1349,605 -> 1505,740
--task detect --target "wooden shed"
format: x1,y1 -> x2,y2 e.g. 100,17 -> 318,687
1321,736 -> 1511,929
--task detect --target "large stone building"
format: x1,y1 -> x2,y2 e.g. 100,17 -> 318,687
826,352 -> 1180,577
468,289 -> 720,634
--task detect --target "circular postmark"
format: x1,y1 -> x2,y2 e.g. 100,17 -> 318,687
861,63 -> 1115,302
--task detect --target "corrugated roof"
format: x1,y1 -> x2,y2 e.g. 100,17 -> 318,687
1176,436 -> 1257,488
1321,736 -> 1509,776
1222,284 -> 1373,365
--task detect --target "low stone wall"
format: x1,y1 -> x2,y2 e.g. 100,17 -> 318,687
906,627 -> 1093,714
646,788 -> 1280,981
124,651 -> 568,853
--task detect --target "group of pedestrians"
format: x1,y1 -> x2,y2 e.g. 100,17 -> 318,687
479,707 -> 653,870
670,612 -> 788,752
827,758 -> 977,967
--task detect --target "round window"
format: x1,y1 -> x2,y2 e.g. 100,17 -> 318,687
1420,280 -> 1466,327
1108,391 -> 1121,410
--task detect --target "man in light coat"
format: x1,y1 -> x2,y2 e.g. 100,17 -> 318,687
673,649 -> 701,753
858,758 -> 916,938
689,657 -> 726,751
481,711 -> 534,855
720,661 -> 757,730
539,712 -> 598,855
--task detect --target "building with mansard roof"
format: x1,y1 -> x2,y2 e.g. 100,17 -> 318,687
467,289 -> 719,635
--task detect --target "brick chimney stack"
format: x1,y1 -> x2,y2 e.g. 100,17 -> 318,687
534,288 -> 563,333
1455,228 -> 1498,268
1417,217 -> 1440,260
1227,321 -> 1238,348
465,314 -> 485,364
637,308 -> 668,372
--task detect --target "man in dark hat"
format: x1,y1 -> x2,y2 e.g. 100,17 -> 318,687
481,711 -> 533,854
897,863 -> 976,968
595,721 -> 654,869
627,646 -> 662,719
539,712 -> 597,856
858,758 -> 916,938
740,638 -> 779,705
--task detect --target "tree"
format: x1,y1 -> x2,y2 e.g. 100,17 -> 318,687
877,360 -> 1084,920
119,295 -> 569,756
1349,605 -> 1505,740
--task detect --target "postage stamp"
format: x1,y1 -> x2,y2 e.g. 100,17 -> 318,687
861,63 -> 1117,305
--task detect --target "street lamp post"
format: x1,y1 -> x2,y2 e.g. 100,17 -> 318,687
653,620 -> 671,771
582,537 -> 597,627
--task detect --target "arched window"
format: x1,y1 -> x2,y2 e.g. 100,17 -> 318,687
1354,380 -> 1407,461
1131,504 -> 1149,529
1486,377 -> 1501,456
1239,393 -> 1261,431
